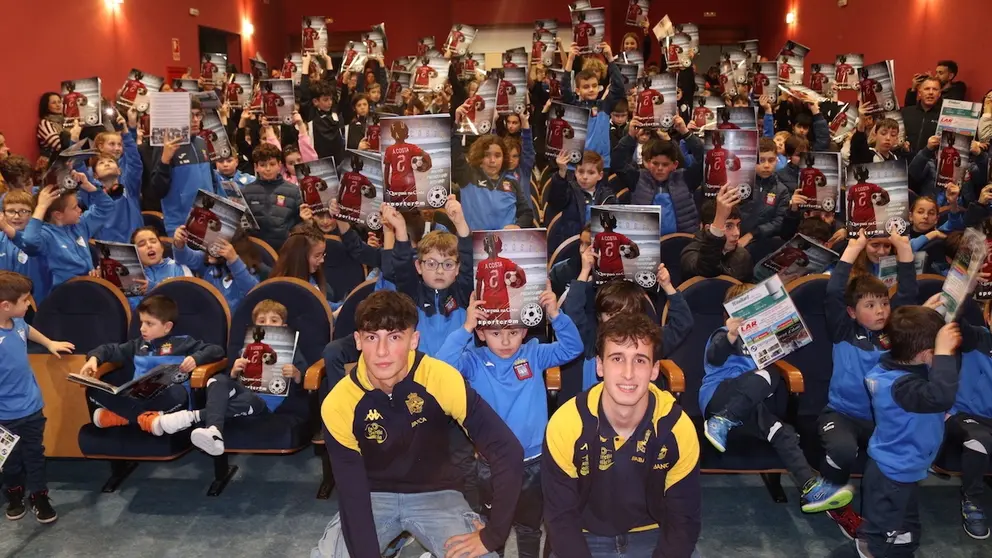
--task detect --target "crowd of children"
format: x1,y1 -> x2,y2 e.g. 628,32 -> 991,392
0,9 -> 991,558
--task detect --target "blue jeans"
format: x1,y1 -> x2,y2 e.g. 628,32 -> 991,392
551,530 -> 702,558
311,489 -> 497,558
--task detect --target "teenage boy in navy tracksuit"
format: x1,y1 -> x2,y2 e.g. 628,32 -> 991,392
436,286 -> 584,558
818,229 -> 918,539
857,306 -> 961,558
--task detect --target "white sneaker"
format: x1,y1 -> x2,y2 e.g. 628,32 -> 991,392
156,410 -> 197,435
190,426 -> 225,456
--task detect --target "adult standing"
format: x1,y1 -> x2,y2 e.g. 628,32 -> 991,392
906,60 -> 967,105
902,77 -> 943,157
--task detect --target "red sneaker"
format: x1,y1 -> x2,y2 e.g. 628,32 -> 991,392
827,504 -> 862,540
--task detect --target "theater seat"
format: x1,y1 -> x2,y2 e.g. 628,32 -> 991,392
324,234 -> 367,304
77,278 -> 231,491
189,277 -> 332,495
141,211 -> 166,237
548,235 -> 580,273
250,237 -> 279,272
659,233 -> 695,288
889,273 -> 984,325
333,280 -> 376,340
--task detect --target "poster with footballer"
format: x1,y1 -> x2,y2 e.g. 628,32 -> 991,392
935,130 -> 972,191
703,130 -> 758,199
534,19 -> 558,35
625,0 -> 650,26
663,31 -> 694,70
199,112 -> 232,161
589,206 -> 661,288
249,58 -> 268,82
740,39 -> 760,57
547,69 -> 567,102
201,53 -> 228,86
301,16 -> 328,54
754,234 -> 839,284
239,326 -> 298,397
472,229 -> 548,328
622,49 -> 644,71
677,23 -> 700,50
858,61 -> 899,112
341,41 -> 369,74
385,72 -> 411,105
571,7 -> 605,55
545,102 -> 589,164
170,78 -> 199,93
808,63 -> 836,98
845,160 -> 910,238
459,53 -> 486,80
279,53 -> 304,85
829,102 -> 858,144
116,69 -> 162,113
714,106 -> 758,131
532,32 -> 557,67
294,156 -> 341,215
718,49 -> 749,91
795,152 -> 841,212
256,79 -> 293,126
618,63 -> 639,95
502,47 -> 528,69
391,56 -> 417,74
61,77 -> 102,126
411,53 -> 449,94
973,233 -> 992,300
776,53 -> 804,87
224,73 -> 253,108
364,24 -> 388,58
379,114 -> 452,210
184,190 -> 247,255
219,181 -> 259,231
691,96 -> 723,130
495,67 -> 527,116
93,241 -> 147,297
416,36 -> 436,57
834,54 -> 864,90
750,62 -> 779,99
779,40 -> 810,60
336,152 -> 384,230
42,138 -> 97,193
634,73 -> 677,129
444,23 -> 477,56
456,78 -> 497,135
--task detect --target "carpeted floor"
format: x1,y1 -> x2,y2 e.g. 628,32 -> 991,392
1,451 -> 988,558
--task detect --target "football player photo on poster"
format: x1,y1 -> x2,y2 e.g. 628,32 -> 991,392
385,72 -> 411,106
258,79 -> 294,126
93,241 -> 147,297
532,31 -> 557,67
502,47 -> 528,69
459,53 -> 486,80
691,96 -> 724,131
834,53 -> 864,90
199,112 -> 232,161
807,63 -> 836,98
335,152 -> 384,231
184,190 -> 247,255
703,129 -> 758,199
570,7 -> 605,55
624,0 -> 650,27
753,234 -> 839,284
294,156 -> 341,215
117,69 -> 163,113
545,102 -> 590,164
935,130 -> 972,191
301,16 -> 328,54
714,106 -> 759,131
240,326 -> 299,397
61,77 -> 102,126
750,62 -> 779,99
496,67 -> 527,116
590,206 -> 661,288
444,23 -> 477,57
379,114 -> 452,210
796,152 -> 842,212
411,53 -> 449,94
472,229 -> 548,328
202,53 -> 228,86
634,73 -> 677,129
456,78 -> 498,136
845,160 -> 910,238
225,73 -> 253,108
858,61 -> 899,112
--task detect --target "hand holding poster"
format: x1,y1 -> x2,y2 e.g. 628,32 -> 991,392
545,102 -> 590,164
935,130 -> 972,190
589,206 -> 661,288
724,276 -> 813,369
184,190 -> 246,256
336,152 -> 384,230
456,78 -> 497,135
61,77 -> 102,126
845,161 -> 909,238
240,326 -> 299,396
93,241 -> 147,297
294,157 -> 340,214
753,235 -> 839,283
379,114 -> 451,210
858,62 -> 899,112
796,152 -> 841,211
148,92 -> 191,146
472,229 -> 548,328
940,228 -> 987,321
703,130 -> 758,199
199,112 -> 232,161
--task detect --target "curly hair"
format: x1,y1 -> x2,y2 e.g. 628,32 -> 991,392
466,135 -> 508,171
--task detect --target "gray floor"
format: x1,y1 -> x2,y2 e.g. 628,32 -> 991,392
1,451 -> 989,558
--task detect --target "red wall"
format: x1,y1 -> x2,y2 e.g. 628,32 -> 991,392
4,0 -> 287,156
758,0 -> 991,103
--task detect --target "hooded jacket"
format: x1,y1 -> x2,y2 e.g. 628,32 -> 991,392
150,135 -> 226,235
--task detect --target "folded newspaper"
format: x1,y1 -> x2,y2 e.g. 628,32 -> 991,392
939,228 -> 987,322
68,364 -> 187,400
724,276 -> 813,369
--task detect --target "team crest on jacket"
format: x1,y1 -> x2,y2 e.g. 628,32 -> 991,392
365,422 -> 387,444
513,359 -> 533,380
636,429 -> 651,454
159,342 -> 173,355
599,446 -> 614,471
500,179 -> 514,192
276,195 -> 286,207
405,392 -> 424,414
444,296 -> 457,313
878,333 -> 891,350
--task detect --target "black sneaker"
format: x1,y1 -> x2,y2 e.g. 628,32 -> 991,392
963,498 -> 991,540
29,490 -> 57,524
5,486 -> 26,520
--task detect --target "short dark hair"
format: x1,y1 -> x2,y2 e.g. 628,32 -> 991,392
844,275 -> 889,308
130,226 -> 160,243
595,312 -> 663,358
937,60 -> 959,77
885,306 -> 945,362
252,143 -> 282,164
758,137 -> 777,155
355,290 -> 419,332
642,139 -> 680,164
794,113 -> 812,129
190,98 -> 202,111
575,70 -> 598,85
784,135 -> 808,158
797,218 -> 833,242
309,79 -> 335,100
613,98 -> 629,113
0,155 -> 33,186
0,271 -> 33,303
700,199 -> 741,225
137,294 -> 178,324
595,280 -> 645,317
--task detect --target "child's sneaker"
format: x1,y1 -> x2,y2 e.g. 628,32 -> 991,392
826,504 -> 862,540
154,409 -> 198,435
703,415 -> 739,453
29,490 -> 57,524
93,408 -> 129,428
962,498 -> 990,540
191,425 -> 225,456
800,477 -> 853,513
855,538 -> 874,558
137,411 -> 164,435
5,486 -> 26,520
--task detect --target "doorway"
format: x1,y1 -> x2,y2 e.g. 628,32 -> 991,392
199,26 -> 243,73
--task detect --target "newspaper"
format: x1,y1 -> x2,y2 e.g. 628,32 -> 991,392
724,276 -> 813,369
0,424 -> 19,471
937,99 -> 982,136
940,228 -> 987,322
877,252 -> 927,288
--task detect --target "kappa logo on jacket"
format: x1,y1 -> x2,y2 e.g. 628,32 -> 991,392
365,408 -> 384,421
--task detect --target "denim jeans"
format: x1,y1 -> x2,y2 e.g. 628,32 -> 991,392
311,489 -> 497,558
0,410 -> 47,494
552,530 -> 703,558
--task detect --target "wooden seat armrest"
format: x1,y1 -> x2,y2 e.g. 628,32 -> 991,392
304,359 -> 326,391
770,360 -> 805,393
545,367 -> 562,392
659,360 -> 685,393
189,359 -> 230,388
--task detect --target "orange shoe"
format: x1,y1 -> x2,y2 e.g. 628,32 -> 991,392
137,412 -> 164,436
92,409 -> 129,428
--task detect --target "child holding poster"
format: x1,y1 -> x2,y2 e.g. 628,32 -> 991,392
471,229 -> 545,328
380,115 -> 451,210
846,161 -> 910,238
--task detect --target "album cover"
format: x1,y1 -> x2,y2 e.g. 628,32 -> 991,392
379,114 -> 452,210
281,53 -> 304,85
93,241 -> 146,297
634,73 -> 677,129
199,112 -> 232,161
336,151 -> 384,230
754,234 -> 839,284
777,54 -> 804,87
117,69 -> 163,113
184,190 -> 246,254
61,77 -> 102,126
703,130 -> 758,199
459,53 -> 486,80
663,32 -> 694,70
796,152 -> 842,212
302,16 -> 328,53
240,326 -> 298,396
829,102 -> 859,144
472,229 -> 548,328
456,78 -> 498,135
545,102 -> 590,163
779,40 -> 810,59
589,206 -> 661,288
547,69 -> 567,102
719,49 -> 749,90
571,7 -> 605,55
845,160 -> 910,238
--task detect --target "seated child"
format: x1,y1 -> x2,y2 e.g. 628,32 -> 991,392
241,143 -> 303,251
561,43 -> 625,168
174,226 -> 260,312
547,150 -> 617,242
857,308 -> 960,557
0,191 -> 50,301
125,227 -> 192,308
850,114 -> 908,165
681,187 -> 753,282
449,131 -> 534,231
738,138 -> 790,245
702,284 -> 852,515
79,295 -> 225,435
773,131 -> 791,171
774,135 -> 808,191
436,286 -> 583,556
0,271 -> 73,524
0,155 -> 39,199
269,224 -> 333,302
149,300 -> 307,456
214,148 -> 255,187
22,178 -> 114,286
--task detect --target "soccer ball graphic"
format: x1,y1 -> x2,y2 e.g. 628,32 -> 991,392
84,113 -> 99,125
268,376 -> 288,395
411,156 -> 425,171
568,150 -> 582,164
219,146 -> 232,158
871,191 -> 890,206
478,120 -> 492,133
883,98 -> 896,111
820,198 -> 835,212
171,370 -> 190,384
283,115 -> 293,125
619,245 -> 633,258
519,303 -> 544,327
659,115 -> 674,129
60,173 -> 78,190
426,186 -> 448,208
135,101 -> 149,112
514,103 -> 526,115
366,211 -> 383,231
433,82 -> 444,93
737,183 -> 752,200
635,271 -> 657,288
884,217 -> 908,235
